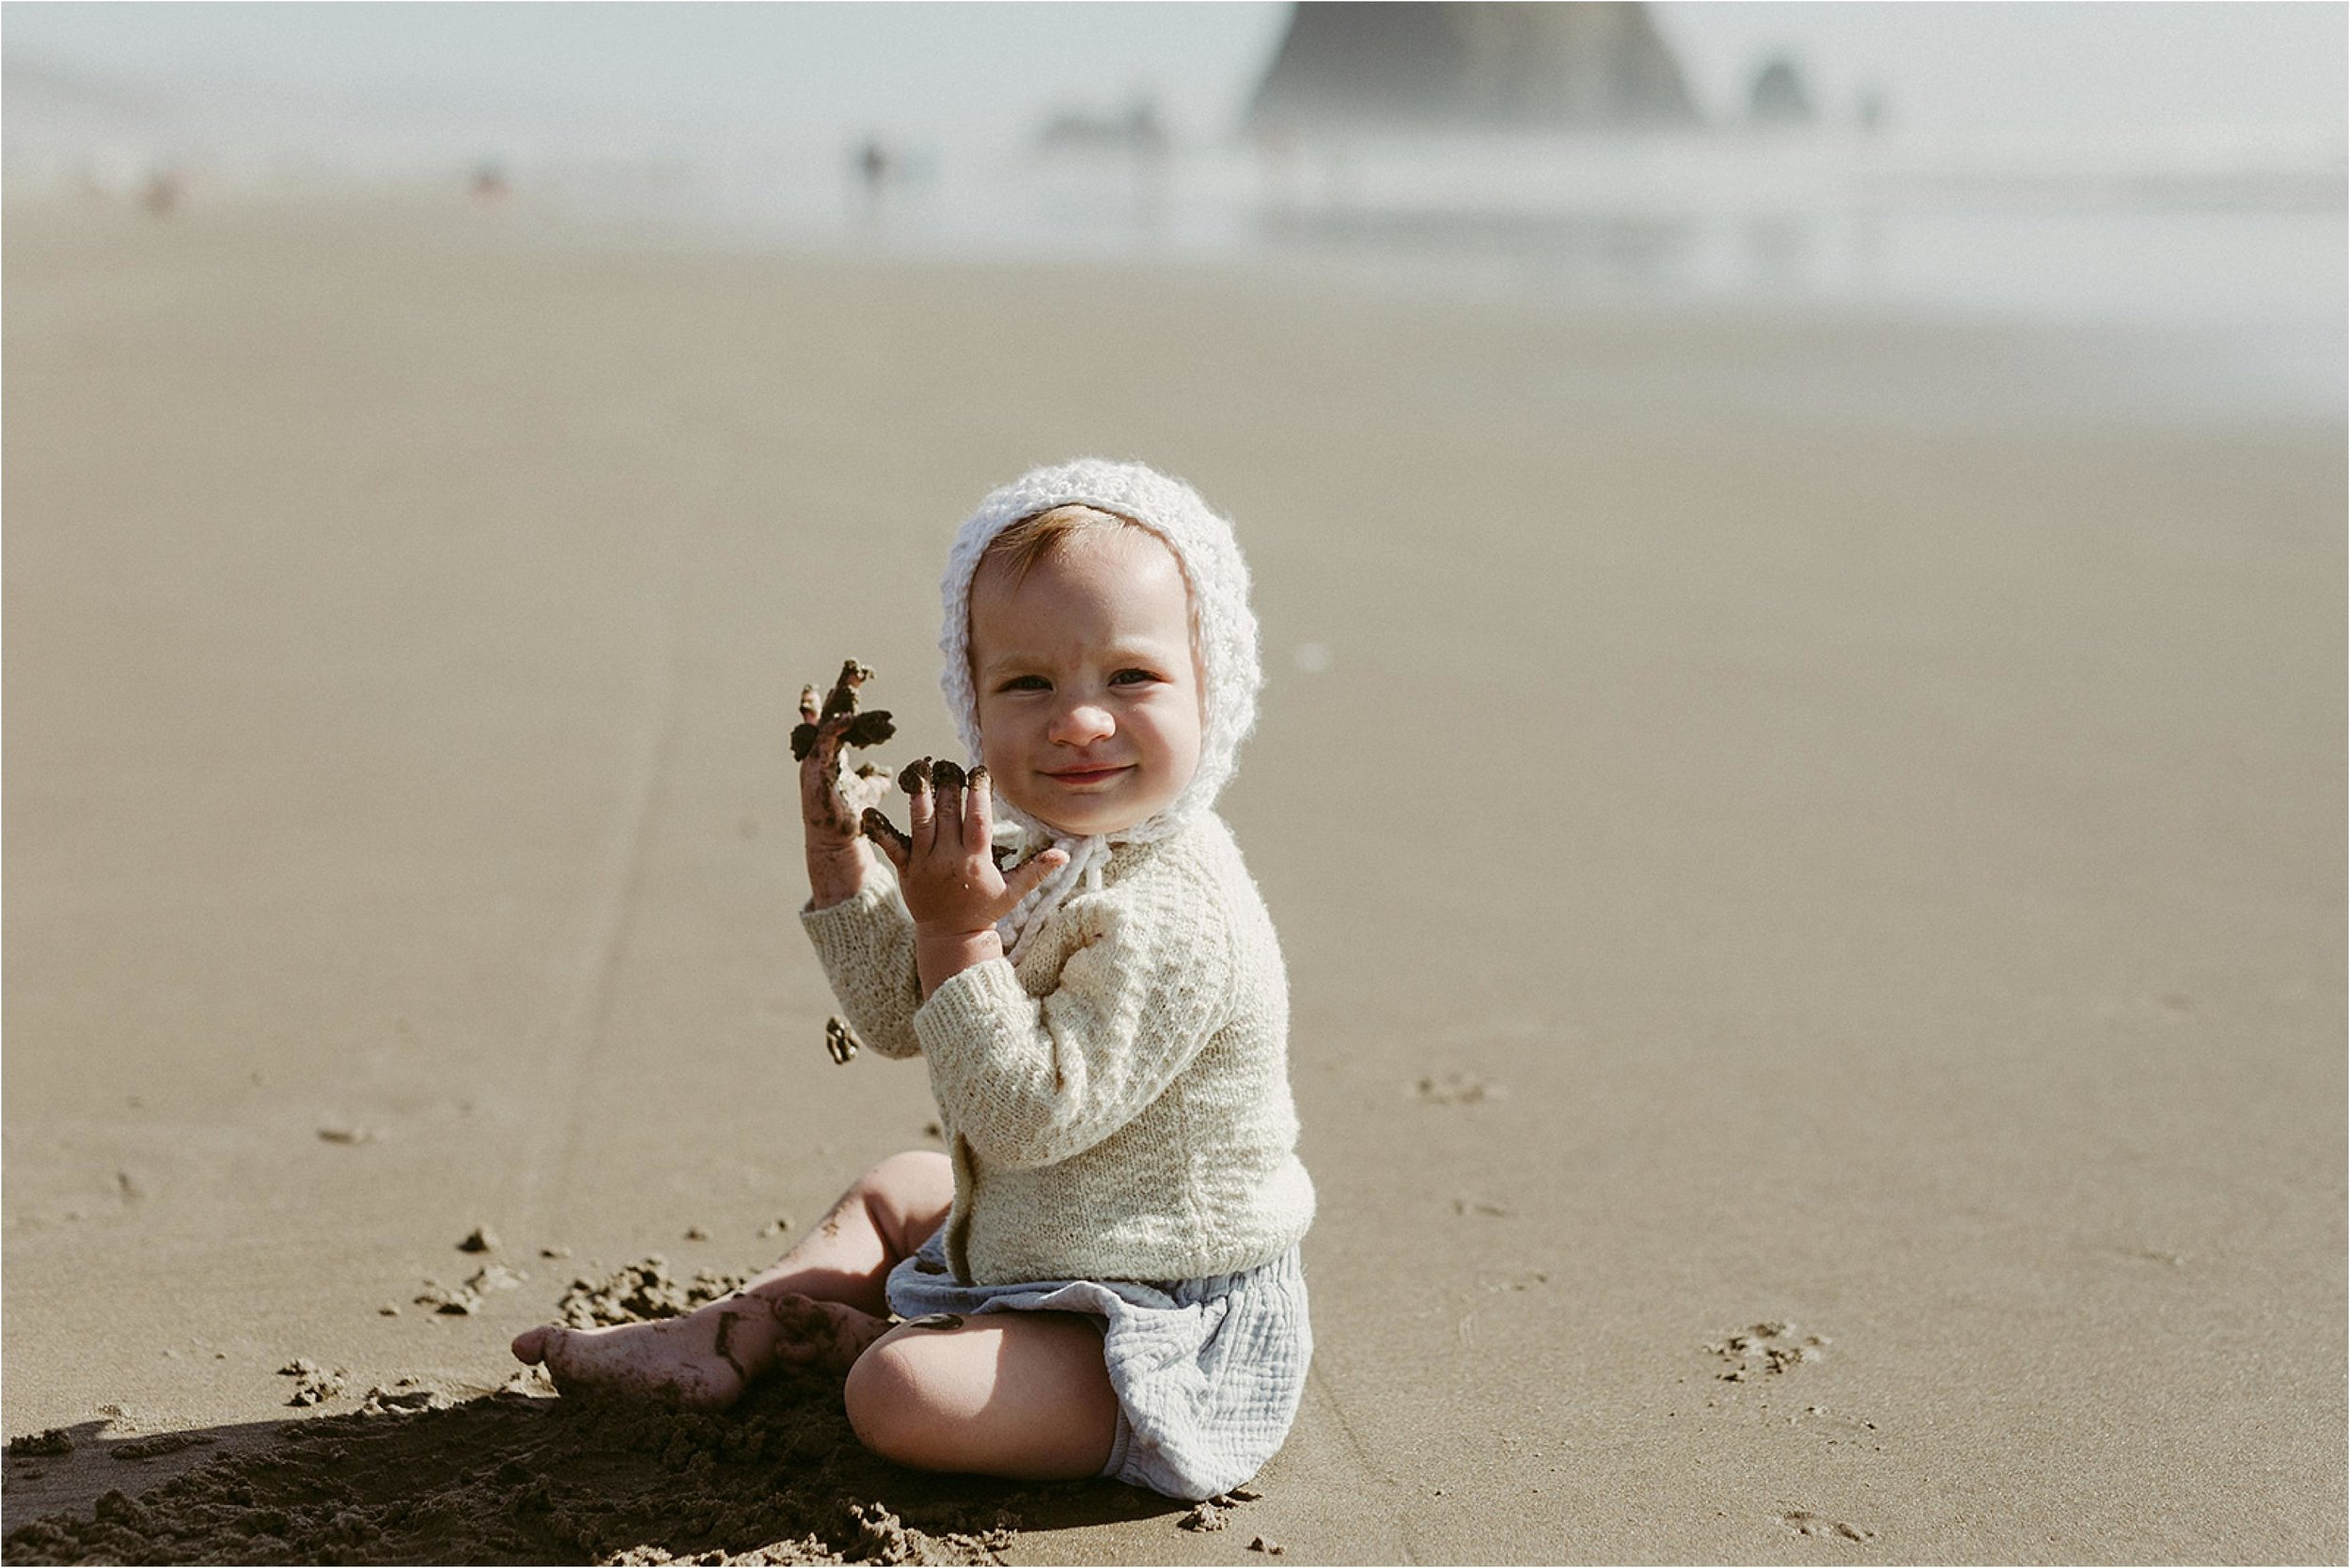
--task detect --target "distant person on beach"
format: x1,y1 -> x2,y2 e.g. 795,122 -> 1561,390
854,137 -> 891,210
514,461 -> 1315,1500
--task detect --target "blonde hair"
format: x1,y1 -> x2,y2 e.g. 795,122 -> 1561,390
977,503 -> 1147,588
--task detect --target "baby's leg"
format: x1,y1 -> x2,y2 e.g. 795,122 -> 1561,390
724,1148 -> 952,1317
845,1312 -> 1119,1482
511,1150 -> 951,1410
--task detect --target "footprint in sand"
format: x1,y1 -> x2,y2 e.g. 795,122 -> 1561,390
1415,1072 -> 1504,1105
1780,1509 -> 1874,1544
2105,1243 -> 2187,1268
1706,1321 -> 1826,1382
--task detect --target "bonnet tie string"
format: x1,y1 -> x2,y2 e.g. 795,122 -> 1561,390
998,834 -> 1106,964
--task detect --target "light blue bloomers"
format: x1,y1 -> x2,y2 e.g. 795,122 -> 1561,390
885,1226 -> 1311,1501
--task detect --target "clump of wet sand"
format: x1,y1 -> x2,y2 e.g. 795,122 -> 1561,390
556,1256 -> 747,1329
415,1262 -> 531,1317
276,1359 -> 347,1407
2,1257 -> 1186,1564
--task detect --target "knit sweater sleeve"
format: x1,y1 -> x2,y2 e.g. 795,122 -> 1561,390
912,865 -> 1235,1171
798,873 -> 925,1060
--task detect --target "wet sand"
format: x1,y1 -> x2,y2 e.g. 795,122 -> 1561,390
4,190 -> 2342,1563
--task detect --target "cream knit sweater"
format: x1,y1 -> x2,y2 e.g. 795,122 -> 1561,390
802,812 -> 1315,1286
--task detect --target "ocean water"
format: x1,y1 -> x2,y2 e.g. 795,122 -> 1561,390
557,131 -> 2345,423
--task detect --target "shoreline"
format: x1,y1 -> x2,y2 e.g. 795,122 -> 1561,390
12,180 -> 2344,452
10,177 -> 2343,382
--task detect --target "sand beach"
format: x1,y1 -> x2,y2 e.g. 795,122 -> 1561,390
2,189 -> 2342,1563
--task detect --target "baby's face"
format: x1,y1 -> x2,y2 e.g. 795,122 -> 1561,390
968,525 -> 1203,839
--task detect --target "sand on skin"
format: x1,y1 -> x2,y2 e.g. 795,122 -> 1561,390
2,192 -> 2342,1563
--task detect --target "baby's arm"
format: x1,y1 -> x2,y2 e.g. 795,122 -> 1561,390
802,884 -> 926,1059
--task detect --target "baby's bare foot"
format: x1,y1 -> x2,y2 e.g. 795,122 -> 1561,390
509,1292 -> 887,1409
509,1315 -> 748,1411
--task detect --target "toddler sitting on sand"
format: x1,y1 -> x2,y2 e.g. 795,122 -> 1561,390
512,459 -> 1315,1500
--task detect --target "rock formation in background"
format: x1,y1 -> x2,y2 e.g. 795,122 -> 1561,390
1747,57 -> 1816,126
1247,2 -> 1701,133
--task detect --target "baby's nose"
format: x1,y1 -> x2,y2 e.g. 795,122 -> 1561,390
1048,701 -> 1115,745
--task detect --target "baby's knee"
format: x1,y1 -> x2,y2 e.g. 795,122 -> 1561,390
854,1149 -> 952,1215
842,1336 -> 957,1469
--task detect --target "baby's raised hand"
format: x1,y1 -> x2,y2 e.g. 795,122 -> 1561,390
862,760 -> 1068,947
795,660 -> 897,853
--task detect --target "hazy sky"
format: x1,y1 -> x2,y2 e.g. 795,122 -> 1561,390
5,2 -> 2343,149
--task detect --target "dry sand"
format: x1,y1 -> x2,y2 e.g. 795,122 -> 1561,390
3,190 -> 2342,1563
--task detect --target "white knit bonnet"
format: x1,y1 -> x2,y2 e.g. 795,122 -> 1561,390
939,458 -> 1261,959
